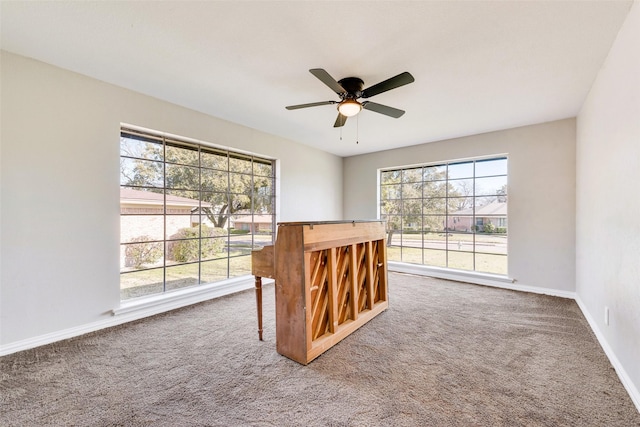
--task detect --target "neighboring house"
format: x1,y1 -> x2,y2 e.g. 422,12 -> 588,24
448,201 -> 508,232
231,214 -> 274,233
120,188 -> 214,267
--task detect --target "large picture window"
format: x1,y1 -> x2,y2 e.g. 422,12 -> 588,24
119,127 -> 275,300
380,157 -> 507,275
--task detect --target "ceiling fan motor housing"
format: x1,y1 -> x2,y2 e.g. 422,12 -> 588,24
338,77 -> 364,99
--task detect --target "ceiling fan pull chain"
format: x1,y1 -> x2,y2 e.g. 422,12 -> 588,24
356,115 -> 359,144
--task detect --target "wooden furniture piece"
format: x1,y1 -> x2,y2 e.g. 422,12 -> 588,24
251,220 -> 388,365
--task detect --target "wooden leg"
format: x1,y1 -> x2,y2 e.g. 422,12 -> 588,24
255,276 -> 263,341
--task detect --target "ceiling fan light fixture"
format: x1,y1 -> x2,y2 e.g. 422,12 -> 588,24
337,99 -> 362,117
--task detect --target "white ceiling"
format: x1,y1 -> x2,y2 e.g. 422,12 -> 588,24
1,1 -> 633,157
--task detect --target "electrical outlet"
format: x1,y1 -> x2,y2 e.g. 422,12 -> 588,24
604,306 -> 610,326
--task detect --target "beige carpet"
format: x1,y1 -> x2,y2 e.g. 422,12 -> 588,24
1,272 -> 639,426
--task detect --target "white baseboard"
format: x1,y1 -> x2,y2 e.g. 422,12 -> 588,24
0,276 -> 269,357
388,262 -> 576,299
574,296 -> 640,413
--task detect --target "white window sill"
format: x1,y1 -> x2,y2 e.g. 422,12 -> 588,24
112,276 -> 274,319
388,261 -> 515,287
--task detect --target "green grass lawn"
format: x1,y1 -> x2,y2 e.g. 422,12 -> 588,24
386,245 -> 507,275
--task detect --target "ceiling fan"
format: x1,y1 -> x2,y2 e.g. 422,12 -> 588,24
286,68 -> 415,128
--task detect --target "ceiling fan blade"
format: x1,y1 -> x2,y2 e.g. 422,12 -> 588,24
333,113 -> 348,128
310,69 -> 346,95
362,101 -> 405,118
361,72 -> 415,98
286,101 -> 337,110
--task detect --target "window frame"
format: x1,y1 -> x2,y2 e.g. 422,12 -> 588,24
119,126 -> 276,301
379,156 -> 507,275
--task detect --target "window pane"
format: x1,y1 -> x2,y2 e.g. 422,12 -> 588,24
401,182 -> 422,198
165,263 -> 199,291
401,218 -> 422,233
255,175 -> 273,193
120,239 -> 164,272
165,215 -> 195,240
475,196 -> 500,210
254,177 -> 273,210
120,135 -> 163,161
166,164 -> 199,190
446,233 -> 474,252
386,220 -> 402,245
230,155 -> 252,173
402,199 -> 422,216
381,200 -> 401,215
201,258 -> 229,283
381,184 -> 401,200
447,214 -> 474,232
201,169 -> 228,192
229,172 -> 252,195
424,249 -> 446,268
402,167 -> 422,183
230,194 -> 251,212
449,178 -> 474,197
120,157 -> 163,187
164,189 -> 200,202
257,197 -> 275,215
120,268 -> 164,300
401,247 -> 422,264
386,245 -> 401,262
423,232 -> 445,251
423,216 -> 446,232
232,214 -> 251,231
381,170 -> 402,185
201,149 -> 228,170
448,250 -> 474,271
476,234 -> 508,255
423,165 -> 447,181
201,191 -> 228,208
476,158 -> 507,177
166,143 -> 199,166
253,161 -> 273,177
423,198 -> 446,215
199,237 -> 227,261
230,255 -> 252,278
448,197 -> 473,213
475,176 -> 507,196
423,181 -> 447,199
475,253 -> 507,275
448,162 -> 474,179
120,215 -> 164,243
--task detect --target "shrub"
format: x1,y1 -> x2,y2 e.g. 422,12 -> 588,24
496,227 -> 507,234
125,236 -> 162,268
168,225 -> 226,262
483,223 -> 496,233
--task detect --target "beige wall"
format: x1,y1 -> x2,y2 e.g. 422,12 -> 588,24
0,51 -> 343,346
576,0 -> 640,406
343,119 -> 576,293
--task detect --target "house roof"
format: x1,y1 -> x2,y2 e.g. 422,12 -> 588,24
452,201 -> 507,217
0,2 -> 633,157
120,188 -> 211,208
